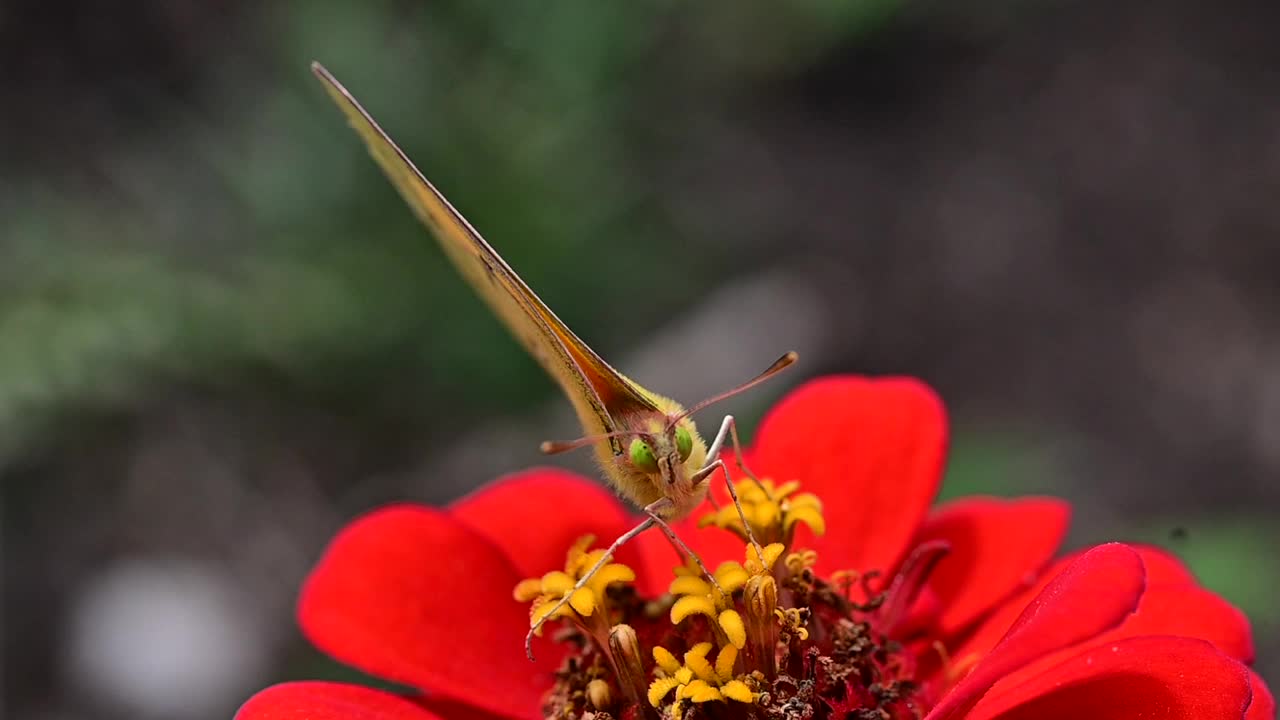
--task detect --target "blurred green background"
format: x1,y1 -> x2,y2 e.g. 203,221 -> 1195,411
3,1 -> 1278,718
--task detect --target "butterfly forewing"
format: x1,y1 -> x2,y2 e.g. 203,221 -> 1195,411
312,63 -> 660,453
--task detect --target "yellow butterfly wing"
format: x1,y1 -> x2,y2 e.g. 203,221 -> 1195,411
311,62 -> 661,453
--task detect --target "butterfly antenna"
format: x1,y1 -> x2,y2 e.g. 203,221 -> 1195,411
540,429 -> 643,455
668,351 -> 799,428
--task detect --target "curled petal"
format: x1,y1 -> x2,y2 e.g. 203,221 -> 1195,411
1247,670 -> 1275,720
924,543 -> 1146,720
955,545 -> 1255,671
967,636 -> 1252,720
912,496 -> 1071,637
1130,544 -> 1198,587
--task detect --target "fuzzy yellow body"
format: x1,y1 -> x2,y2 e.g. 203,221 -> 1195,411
312,64 -> 713,519
594,396 -> 709,519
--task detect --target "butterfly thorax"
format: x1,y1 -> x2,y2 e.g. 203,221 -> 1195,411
593,401 -> 709,521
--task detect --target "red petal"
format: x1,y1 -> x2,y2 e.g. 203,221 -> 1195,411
953,543 -> 1204,663
449,468 -> 663,594
420,697 -> 523,720
953,545 -> 1254,677
1247,670 -> 1275,720
911,497 -> 1070,637
979,583 -> 1258,704
743,376 -> 948,576
1103,584 -> 1254,662
1130,544 -> 1198,587
922,543 -> 1145,720
298,505 -> 558,720
965,636 -> 1252,720
236,682 -> 440,720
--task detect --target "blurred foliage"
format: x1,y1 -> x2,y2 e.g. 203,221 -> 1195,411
1135,517 -> 1280,638
3,0 -> 921,460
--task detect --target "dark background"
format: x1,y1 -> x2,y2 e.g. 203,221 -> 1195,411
3,1 -> 1278,718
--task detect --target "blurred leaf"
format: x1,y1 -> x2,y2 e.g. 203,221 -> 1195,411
1132,516 -> 1280,633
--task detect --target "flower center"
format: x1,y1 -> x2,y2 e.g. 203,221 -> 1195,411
516,478 -> 930,720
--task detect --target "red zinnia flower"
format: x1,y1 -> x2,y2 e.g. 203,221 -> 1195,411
236,377 -> 1274,720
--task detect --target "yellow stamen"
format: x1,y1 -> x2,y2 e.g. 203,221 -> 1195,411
683,680 -> 723,703
513,534 -> 637,633
567,587 -> 596,616
745,542 -> 786,574
647,677 -> 680,707
649,639 -> 758,711
784,549 -> 818,574
653,646 -> 682,675
671,594 -> 718,625
684,643 -> 717,683
541,571 -> 575,595
721,679 -> 755,703
698,477 -> 826,544
669,575 -> 711,596
713,562 -> 750,592
714,644 -> 738,682
719,609 -> 746,649
512,578 -> 542,602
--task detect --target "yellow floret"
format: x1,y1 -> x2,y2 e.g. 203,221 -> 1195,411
698,478 -> 826,545
714,644 -> 738,681
746,542 -> 786,574
648,676 -> 681,707
671,594 -> 719,625
653,646 -> 682,675
721,679 -> 755,703
647,640 -> 756,712
683,643 -> 717,682
681,680 -> 723,703
513,534 -> 636,633
719,609 -> 746,649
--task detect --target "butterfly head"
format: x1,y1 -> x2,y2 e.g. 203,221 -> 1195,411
616,414 -> 710,518
627,424 -> 695,480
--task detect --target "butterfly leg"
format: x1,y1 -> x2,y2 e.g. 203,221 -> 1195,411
525,515 -> 656,661
523,498 -> 725,661
641,501 -> 724,595
694,415 -> 765,557
704,414 -> 771,496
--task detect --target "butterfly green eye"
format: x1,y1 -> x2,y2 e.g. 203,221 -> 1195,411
675,426 -> 693,462
629,438 -> 659,472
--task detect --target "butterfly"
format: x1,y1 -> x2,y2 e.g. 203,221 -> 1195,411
310,62 -> 796,657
